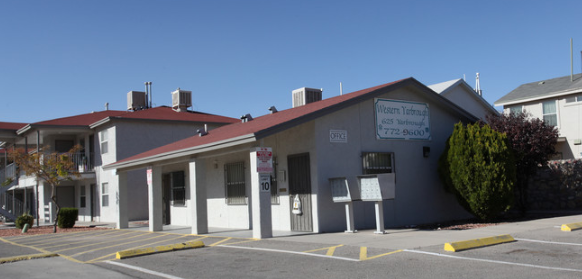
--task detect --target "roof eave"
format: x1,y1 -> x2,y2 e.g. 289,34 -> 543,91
495,87 -> 582,107
105,133 -> 257,171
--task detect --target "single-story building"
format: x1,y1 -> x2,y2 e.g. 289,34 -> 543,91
105,77 -> 479,238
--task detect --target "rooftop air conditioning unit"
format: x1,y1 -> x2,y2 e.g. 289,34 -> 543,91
292,87 -> 323,108
172,88 -> 192,112
127,91 -> 147,111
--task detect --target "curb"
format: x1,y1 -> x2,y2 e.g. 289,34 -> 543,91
0,253 -> 59,264
116,240 -> 205,259
444,234 -> 515,252
561,222 -> 582,232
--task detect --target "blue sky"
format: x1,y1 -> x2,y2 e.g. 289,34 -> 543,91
2,0 -> 582,123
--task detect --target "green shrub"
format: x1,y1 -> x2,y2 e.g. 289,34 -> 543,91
15,213 -> 34,229
438,122 -> 516,221
58,207 -> 78,228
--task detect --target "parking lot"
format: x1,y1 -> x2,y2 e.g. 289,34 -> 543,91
2,215 -> 582,278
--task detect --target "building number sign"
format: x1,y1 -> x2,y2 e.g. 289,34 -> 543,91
260,173 -> 270,193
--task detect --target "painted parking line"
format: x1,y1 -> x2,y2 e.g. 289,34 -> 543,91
37,230 -> 136,249
53,232 -> 157,253
302,244 -> 344,256
359,247 -> 403,261
105,260 -> 185,279
404,249 -> 582,273
515,238 -> 582,246
219,245 -> 361,262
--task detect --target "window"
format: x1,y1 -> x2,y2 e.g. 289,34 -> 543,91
100,130 -> 108,154
225,162 -> 246,205
542,100 -> 557,126
565,94 -> 582,103
362,152 -> 394,174
80,186 -> 86,208
509,106 -> 522,115
102,182 -> 109,207
271,157 -> 279,204
171,171 -> 186,206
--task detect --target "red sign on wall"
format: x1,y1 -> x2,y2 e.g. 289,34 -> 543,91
256,147 -> 273,173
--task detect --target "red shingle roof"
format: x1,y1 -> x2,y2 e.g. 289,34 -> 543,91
33,110 -> 127,126
109,79 -> 413,168
106,106 -> 238,124
19,107 -> 238,133
0,122 -> 27,131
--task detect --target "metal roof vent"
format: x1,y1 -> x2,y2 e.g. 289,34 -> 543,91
241,113 -> 253,123
292,87 -> 323,108
172,88 -> 192,112
127,91 -> 147,111
197,124 -> 208,137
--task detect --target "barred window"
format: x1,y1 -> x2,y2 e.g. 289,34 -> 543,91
171,171 -> 186,206
362,152 -> 394,174
271,157 -> 279,204
225,162 -> 246,205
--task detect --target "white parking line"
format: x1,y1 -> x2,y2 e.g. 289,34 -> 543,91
515,238 -> 582,246
219,245 -> 360,262
404,249 -> 582,273
104,261 -> 184,279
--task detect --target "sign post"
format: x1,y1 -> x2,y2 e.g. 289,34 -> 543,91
250,147 -> 273,239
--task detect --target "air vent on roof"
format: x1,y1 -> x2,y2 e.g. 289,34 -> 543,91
172,88 -> 192,112
127,91 -> 147,111
292,87 -> 323,108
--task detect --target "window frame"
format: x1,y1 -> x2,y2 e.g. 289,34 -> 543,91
509,105 -> 522,115
224,161 -> 246,205
171,171 -> 186,206
542,100 -> 558,127
80,185 -> 86,208
101,182 -> 109,207
100,130 -> 109,154
362,152 -> 394,175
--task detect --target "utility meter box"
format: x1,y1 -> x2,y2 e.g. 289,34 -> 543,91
329,177 -> 352,203
357,173 -> 395,201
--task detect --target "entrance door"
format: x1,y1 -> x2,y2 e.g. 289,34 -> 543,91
287,153 -> 313,232
162,174 -> 171,225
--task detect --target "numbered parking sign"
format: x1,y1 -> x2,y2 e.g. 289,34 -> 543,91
259,174 -> 271,193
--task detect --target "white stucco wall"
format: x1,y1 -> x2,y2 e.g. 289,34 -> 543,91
311,86 -> 471,232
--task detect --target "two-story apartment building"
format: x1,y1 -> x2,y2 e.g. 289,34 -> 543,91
0,89 -> 237,223
495,73 -> 582,159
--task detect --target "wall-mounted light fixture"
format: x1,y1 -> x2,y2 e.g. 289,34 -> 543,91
213,160 -> 218,169
423,146 -> 430,158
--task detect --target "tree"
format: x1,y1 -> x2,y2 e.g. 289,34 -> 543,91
486,111 -> 559,211
7,145 -> 81,233
439,122 -> 516,221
